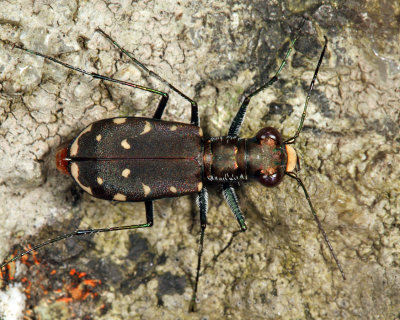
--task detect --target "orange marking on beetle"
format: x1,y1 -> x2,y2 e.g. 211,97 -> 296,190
70,124 -> 93,156
113,117 -> 127,124
143,184 -> 151,196
140,121 -> 152,135
71,163 -> 93,195
121,139 -> 131,149
56,145 -> 70,175
113,193 -> 127,201
263,167 -> 277,175
264,137 -> 276,147
122,168 -> 131,178
285,145 -> 297,173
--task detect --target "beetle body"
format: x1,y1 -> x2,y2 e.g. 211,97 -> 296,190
57,117 -> 298,202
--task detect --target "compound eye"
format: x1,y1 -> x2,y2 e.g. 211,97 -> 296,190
257,168 -> 284,187
256,127 -> 282,146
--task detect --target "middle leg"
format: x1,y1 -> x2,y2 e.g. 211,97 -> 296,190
189,187 -> 208,312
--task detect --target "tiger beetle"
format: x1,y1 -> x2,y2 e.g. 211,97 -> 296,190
1,28 -> 345,312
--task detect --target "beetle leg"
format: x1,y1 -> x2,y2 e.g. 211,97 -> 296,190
227,37 -> 297,137
0,201 -> 154,270
96,28 -> 199,126
188,185 -> 246,312
7,40 -> 171,116
189,187 -> 208,312
222,184 -> 247,231
75,200 -> 154,233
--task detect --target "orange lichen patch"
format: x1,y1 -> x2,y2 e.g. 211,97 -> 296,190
32,250 -> 40,265
56,297 -> 73,303
21,254 -> 29,265
69,284 -> 85,300
78,271 -> 87,278
69,268 -> 87,278
1,260 -> 16,281
54,270 -> 103,304
22,278 -> 32,298
82,291 -> 92,300
64,281 -> 101,301
285,145 -> 297,173
3,248 -> 103,316
83,279 -> 101,287
18,245 -> 40,267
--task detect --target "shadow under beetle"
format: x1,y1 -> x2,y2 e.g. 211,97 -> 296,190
1,28 -> 345,312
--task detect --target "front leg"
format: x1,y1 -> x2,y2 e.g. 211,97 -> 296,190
228,38 -> 297,137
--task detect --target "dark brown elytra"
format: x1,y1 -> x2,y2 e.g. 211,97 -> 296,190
0,27 -> 345,312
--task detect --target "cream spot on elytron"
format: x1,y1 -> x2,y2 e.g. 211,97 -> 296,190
199,127 -> 203,137
71,163 -> 79,179
113,193 -> 127,201
97,177 -> 104,185
121,139 -> 131,149
113,118 -> 127,124
170,186 -> 177,193
140,121 -> 152,135
96,134 -> 102,141
122,168 -> 131,178
143,183 -> 151,196
197,182 -> 203,192
170,125 -> 177,131
70,124 -> 93,156
71,163 -> 93,195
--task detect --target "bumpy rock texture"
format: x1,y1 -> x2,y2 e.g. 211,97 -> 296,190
0,1 -> 399,319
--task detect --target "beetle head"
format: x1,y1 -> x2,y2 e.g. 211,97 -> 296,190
249,127 -> 298,187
